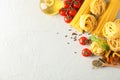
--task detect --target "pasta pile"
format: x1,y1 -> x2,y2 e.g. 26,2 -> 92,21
102,20 -> 120,52
101,19 -> 120,65
92,0 -> 120,36
79,0 -> 106,33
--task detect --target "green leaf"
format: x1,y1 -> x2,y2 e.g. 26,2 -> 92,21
100,43 -> 109,51
89,35 -> 100,42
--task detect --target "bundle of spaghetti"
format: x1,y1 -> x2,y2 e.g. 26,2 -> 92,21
102,22 -> 120,39
79,14 -> 97,33
92,0 -> 120,36
70,0 -> 92,32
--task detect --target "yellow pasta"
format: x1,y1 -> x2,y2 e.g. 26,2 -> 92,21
112,52 -> 120,58
70,0 -> 92,33
107,37 -> 120,52
90,0 -> 106,16
102,22 -> 120,39
92,0 -> 120,36
79,14 -> 97,33
90,41 -> 105,56
105,50 -> 111,58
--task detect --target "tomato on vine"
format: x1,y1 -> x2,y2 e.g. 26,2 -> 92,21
64,1 -> 71,8
68,8 -> 77,16
59,8 -> 67,16
64,15 -> 73,23
73,1 -> 81,9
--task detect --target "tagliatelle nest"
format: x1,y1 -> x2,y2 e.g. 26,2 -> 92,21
107,37 -> 120,52
90,0 -> 106,16
80,14 -> 97,33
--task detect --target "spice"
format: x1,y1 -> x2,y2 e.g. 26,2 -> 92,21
65,35 -> 68,38
67,42 -> 70,44
72,32 -> 77,35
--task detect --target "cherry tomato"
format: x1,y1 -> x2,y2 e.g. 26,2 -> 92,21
80,0 -> 84,3
73,1 -> 81,9
82,48 -> 92,57
64,0 -> 72,1
68,8 -> 77,16
75,0 -> 84,3
64,1 -> 71,8
64,15 -> 73,23
59,8 -> 67,16
79,36 -> 88,45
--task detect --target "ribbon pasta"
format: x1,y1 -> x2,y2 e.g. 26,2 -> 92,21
80,14 -> 97,33
107,37 -> 120,52
90,42 -> 104,56
90,0 -> 106,16
102,22 -> 120,39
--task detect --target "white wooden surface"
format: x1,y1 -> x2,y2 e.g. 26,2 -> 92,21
0,0 -> 120,80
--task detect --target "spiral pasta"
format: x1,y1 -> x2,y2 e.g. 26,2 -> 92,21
90,0 -> 106,16
90,42 -> 104,56
107,37 -> 120,52
102,22 -> 120,39
80,14 -> 97,33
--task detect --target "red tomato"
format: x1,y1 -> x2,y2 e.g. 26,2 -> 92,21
59,8 -> 67,16
64,1 -> 71,8
64,15 -> 73,23
79,36 -> 88,45
82,48 -> 92,57
73,1 -> 81,9
68,8 -> 77,16
64,0 -> 72,1
80,0 -> 84,3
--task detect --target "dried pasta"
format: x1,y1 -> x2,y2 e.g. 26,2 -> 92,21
90,0 -> 106,16
90,42 -> 105,56
70,0 -> 92,32
92,0 -> 120,36
80,14 -> 97,33
107,37 -> 120,52
102,22 -> 120,39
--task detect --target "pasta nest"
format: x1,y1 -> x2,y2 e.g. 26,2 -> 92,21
102,22 -> 120,39
107,37 -> 120,52
90,42 -> 104,56
90,0 -> 106,16
80,14 -> 97,33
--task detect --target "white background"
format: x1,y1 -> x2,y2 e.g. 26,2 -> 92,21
0,0 -> 120,80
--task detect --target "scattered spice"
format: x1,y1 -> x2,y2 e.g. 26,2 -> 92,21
65,35 -> 68,38
56,32 -> 59,34
74,52 -> 77,54
68,28 -> 72,31
72,32 -> 77,35
67,42 -> 70,44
